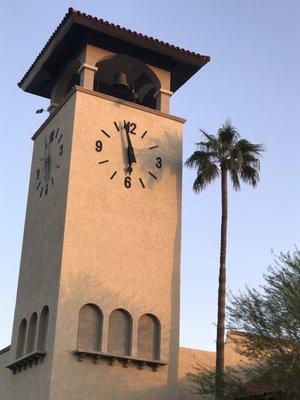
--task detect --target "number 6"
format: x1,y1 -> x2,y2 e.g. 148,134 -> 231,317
124,176 -> 131,188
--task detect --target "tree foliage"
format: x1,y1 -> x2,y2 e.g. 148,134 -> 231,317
188,250 -> 300,399
185,120 -> 263,193
228,250 -> 300,397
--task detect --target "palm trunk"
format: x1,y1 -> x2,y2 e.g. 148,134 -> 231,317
215,166 -> 228,400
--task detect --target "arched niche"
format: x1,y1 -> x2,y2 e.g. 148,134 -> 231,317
77,304 -> 103,352
93,54 -> 161,110
26,312 -> 38,354
107,308 -> 132,356
37,305 -> 49,351
137,313 -> 160,360
16,318 -> 27,359
51,59 -> 81,105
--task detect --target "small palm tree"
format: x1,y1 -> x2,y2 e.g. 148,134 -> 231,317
185,121 -> 264,400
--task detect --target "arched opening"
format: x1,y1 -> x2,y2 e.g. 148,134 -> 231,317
137,314 -> 160,360
26,312 -> 38,354
93,54 -> 160,110
37,306 -> 49,351
107,309 -> 132,356
16,318 -> 27,359
77,304 -> 102,352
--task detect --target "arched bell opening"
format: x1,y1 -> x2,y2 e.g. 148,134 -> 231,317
93,54 -> 161,110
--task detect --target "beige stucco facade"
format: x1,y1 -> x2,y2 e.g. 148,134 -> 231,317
0,86 -> 185,400
0,90 -> 247,400
0,333 -> 247,400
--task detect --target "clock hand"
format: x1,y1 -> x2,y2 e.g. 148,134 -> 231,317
43,137 -> 48,181
43,135 -> 52,182
124,126 -> 136,174
45,154 -> 51,182
47,134 -> 52,182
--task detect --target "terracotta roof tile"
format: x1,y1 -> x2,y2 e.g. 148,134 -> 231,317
18,7 -> 210,88
228,377 -> 281,399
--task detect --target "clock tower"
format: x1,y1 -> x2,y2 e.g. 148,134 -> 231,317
0,8 -> 209,400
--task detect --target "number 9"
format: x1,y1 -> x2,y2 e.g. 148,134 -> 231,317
95,140 -> 103,152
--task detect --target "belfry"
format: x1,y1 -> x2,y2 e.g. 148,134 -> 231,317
0,8 -> 209,400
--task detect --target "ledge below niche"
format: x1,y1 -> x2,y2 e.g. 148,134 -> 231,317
7,351 -> 46,374
73,349 -> 167,371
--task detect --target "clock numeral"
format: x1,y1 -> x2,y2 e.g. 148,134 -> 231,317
95,140 -> 103,152
124,121 -> 136,134
36,169 -> 40,181
124,176 -> 131,189
129,123 -> 136,134
156,157 -> 162,169
45,184 -> 49,196
59,144 -> 63,156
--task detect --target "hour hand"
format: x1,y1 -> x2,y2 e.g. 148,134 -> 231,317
125,129 -> 136,173
127,140 -> 136,164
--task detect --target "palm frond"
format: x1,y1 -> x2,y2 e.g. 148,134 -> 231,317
198,130 -> 221,153
240,164 -> 260,187
185,150 -> 213,169
218,120 -> 240,145
230,169 -> 241,191
185,121 -> 263,192
199,129 -> 216,142
234,139 -> 264,156
193,163 -> 219,193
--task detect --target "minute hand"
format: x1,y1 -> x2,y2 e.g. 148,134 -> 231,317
126,131 -> 137,166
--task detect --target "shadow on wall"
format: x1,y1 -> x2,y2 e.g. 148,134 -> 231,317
77,303 -> 161,360
57,282 -> 177,397
51,128 -> 182,398
137,128 -> 182,388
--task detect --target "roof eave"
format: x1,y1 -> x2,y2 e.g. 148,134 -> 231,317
18,8 -> 210,96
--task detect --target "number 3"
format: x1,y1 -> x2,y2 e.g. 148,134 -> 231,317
156,157 -> 162,169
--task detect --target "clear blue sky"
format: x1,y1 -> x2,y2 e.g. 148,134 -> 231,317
0,0 -> 299,351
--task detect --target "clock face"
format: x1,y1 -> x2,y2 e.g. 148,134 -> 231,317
94,120 -> 162,189
35,128 -> 64,197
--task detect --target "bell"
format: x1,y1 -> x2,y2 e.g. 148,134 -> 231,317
113,72 -> 130,92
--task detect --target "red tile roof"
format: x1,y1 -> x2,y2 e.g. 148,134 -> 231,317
228,376 -> 284,399
18,7 -> 210,89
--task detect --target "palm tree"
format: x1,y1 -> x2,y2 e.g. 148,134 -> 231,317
185,121 -> 264,400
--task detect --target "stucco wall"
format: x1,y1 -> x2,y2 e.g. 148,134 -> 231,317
49,88 -> 184,400
178,334 -> 248,400
1,87 -> 185,400
51,89 -> 182,400
0,93 -> 76,400
0,348 -> 12,400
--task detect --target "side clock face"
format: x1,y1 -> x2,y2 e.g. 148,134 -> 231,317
94,120 -> 162,189
35,128 -> 64,197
